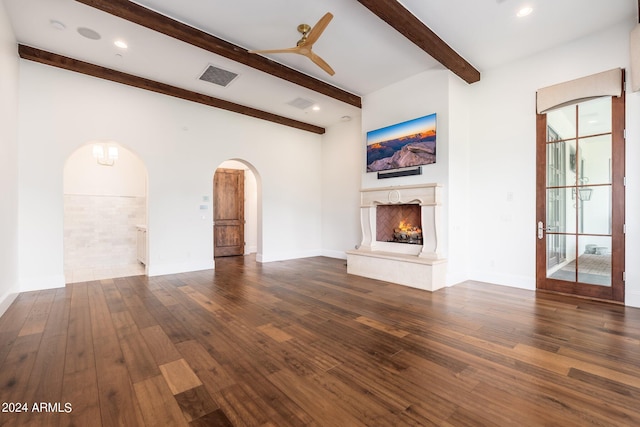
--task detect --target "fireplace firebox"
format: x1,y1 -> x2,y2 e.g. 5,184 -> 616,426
376,204 -> 423,245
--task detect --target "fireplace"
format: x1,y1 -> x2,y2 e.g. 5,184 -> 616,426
346,184 -> 447,292
376,204 -> 423,245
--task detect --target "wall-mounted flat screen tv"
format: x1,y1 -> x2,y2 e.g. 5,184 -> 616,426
366,113 -> 436,172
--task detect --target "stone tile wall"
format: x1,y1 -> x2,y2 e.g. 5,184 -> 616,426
64,195 -> 146,281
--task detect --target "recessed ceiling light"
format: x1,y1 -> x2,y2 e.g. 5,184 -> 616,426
77,27 -> 101,40
517,6 -> 533,18
50,20 -> 66,31
114,40 -> 128,49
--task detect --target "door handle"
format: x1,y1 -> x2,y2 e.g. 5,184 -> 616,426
537,221 -> 544,239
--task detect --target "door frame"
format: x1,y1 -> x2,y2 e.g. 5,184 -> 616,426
535,80 -> 625,303
214,168 -> 245,257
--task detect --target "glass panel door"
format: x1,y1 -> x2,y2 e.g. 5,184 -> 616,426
536,92 -> 625,302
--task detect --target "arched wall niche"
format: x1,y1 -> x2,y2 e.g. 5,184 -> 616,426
63,141 -> 148,282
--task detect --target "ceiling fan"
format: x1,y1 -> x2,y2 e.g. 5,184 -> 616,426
248,12 -> 335,76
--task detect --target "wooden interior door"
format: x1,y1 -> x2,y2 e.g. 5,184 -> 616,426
214,168 -> 244,257
536,90 -> 625,302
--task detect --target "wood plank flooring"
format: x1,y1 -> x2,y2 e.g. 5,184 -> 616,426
1,255 -> 639,426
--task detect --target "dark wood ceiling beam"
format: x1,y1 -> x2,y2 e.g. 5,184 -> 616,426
18,45 -> 325,134
356,0 -> 480,84
73,0 -> 361,108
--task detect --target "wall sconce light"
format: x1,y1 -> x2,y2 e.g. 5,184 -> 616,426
577,188 -> 592,201
93,144 -> 119,166
571,187 -> 593,201
574,176 -> 592,201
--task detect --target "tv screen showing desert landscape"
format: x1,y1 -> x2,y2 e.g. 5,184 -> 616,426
366,113 -> 436,172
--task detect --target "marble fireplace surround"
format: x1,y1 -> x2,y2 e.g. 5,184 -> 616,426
346,183 -> 447,291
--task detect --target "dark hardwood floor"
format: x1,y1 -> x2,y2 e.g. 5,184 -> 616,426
1,255 -> 639,426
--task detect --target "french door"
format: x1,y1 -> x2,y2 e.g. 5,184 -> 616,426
536,91 -> 625,302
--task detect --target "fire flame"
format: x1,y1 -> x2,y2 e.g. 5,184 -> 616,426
397,219 -> 421,233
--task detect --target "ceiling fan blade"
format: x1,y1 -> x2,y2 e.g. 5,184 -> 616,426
248,47 -> 299,55
307,51 -> 335,76
249,12 -> 335,76
304,12 -> 333,46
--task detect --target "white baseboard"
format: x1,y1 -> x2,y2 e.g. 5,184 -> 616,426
148,259 -> 215,277
468,270 -> 536,291
321,249 -> 347,260
469,272 -> 640,308
257,249 -> 323,263
0,290 -> 19,319
446,271 -> 470,287
244,245 -> 258,255
626,290 -> 640,308
19,275 -> 66,292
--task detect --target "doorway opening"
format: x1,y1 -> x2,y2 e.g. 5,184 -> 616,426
63,142 -> 148,283
213,160 -> 260,259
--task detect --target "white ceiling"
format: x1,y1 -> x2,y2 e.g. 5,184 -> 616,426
3,0 -> 636,129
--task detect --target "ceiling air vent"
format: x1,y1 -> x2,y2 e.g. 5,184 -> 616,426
199,65 -> 239,87
287,97 -> 315,110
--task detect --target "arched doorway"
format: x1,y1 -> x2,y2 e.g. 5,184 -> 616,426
63,142 -> 148,282
213,160 -> 260,259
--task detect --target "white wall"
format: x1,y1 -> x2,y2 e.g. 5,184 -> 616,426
320,117 -> 363,259
362,69 -> 450,192
17,61 -> 324,290
447,74 -> 472,285
466,19 -> 640,306
625,45 -> 640,308
0,1 -> 19,314
361,69 -> 453,271
243,167 -> 258,254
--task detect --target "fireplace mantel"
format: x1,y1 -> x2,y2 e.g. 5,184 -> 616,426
358,183 -> 442,259
346,183 -> 447,292
360,183 -> 440,207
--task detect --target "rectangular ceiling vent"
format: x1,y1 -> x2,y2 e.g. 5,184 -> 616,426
199,65 -> 239,87
287,97 -> 315,110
